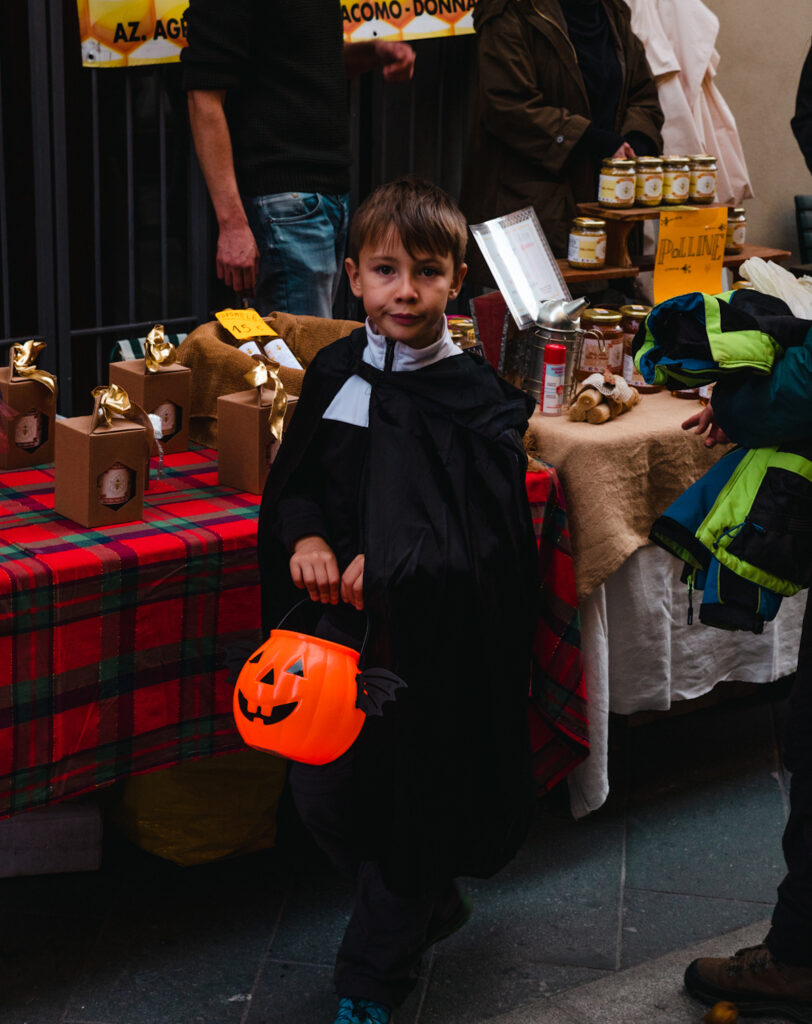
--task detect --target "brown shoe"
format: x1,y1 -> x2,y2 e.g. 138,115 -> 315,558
684,944 -> 812,1023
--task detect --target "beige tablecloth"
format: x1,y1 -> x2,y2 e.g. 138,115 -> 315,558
527,390 -> 806,817
528,391 -> 725,600
568,546 -> 807,818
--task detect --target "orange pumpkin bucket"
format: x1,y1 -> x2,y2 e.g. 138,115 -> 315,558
233,602 -> 405,765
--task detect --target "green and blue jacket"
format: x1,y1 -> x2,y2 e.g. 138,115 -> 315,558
633,290 -> 812,632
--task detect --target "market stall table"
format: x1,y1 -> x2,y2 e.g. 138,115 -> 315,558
527,394 -> 808,817
0,447 -> 588,823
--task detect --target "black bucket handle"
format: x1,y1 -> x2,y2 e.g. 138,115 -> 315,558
275,599 -> 370,661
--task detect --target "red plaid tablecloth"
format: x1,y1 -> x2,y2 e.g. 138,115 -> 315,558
527,467 -> 590,791
0,449 -> 587,818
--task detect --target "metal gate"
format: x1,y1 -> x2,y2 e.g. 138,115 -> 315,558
0,1 -> 476,415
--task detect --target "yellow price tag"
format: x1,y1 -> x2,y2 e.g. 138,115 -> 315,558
215,307 -> 278,341
653,207 -> 727,303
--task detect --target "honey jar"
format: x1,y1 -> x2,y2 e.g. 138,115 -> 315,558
598,158 -> 636,208
725,207 -> 747,254
567,217 -> 607,270
688,154 -> 718,204
662,156 -> 691,205
619,304 -> 662,393
634,156 -> 663,207
576,308 -> 624,381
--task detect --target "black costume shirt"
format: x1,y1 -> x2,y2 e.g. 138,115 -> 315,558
259,324 -> 540,895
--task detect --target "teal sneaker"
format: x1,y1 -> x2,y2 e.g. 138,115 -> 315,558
333,997 -> 391,1024
333,998 -> 361,1023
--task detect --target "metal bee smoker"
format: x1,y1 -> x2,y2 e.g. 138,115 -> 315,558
522,297 -> 603,408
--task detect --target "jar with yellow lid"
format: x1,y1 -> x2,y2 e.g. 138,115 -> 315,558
725,207 -> 747,254
576,307 -> 624,381
688,154 -> 717,204
662,156 -> 691,204
634,157 -> 663,207
446,315 -> 477,349
598,158 -> 636,208
619,304 -> 662,393
567,217 -> 607,269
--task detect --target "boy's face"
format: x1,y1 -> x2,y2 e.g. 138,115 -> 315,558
345,234 -> 466,350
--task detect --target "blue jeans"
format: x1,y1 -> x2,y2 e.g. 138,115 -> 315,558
243,191 -> 350,318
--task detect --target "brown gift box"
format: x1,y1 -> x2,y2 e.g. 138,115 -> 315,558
54,415 -> 148,528
108,360 -> 191,455
217,390 -> 298,494
0,366 -> 57,469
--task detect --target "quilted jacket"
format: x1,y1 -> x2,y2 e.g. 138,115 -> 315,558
634,290 -> 812,632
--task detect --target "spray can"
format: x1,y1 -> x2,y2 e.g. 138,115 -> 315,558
540,343 -> 566,416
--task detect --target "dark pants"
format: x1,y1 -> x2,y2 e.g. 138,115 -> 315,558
766,594 -> 812,966
289,750 -> 453,1008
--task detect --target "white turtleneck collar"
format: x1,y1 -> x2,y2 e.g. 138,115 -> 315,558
362,317 -> 461,371
323,317 -> 462,427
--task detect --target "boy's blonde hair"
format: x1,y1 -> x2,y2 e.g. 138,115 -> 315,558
348,176 -> 468,268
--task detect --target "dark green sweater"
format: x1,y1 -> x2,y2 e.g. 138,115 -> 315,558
181,0 -> 351,198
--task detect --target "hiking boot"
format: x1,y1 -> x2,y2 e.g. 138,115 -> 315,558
421,882 -> 472,954
684,943 -> 812,1023
333,997 -> 392,1024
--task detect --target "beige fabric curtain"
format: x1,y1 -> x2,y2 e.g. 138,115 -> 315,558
623,0 -> 753,204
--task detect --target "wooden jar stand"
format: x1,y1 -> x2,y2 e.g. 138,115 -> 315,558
575,202 -> 791,279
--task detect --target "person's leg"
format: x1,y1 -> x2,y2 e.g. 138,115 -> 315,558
288,749 -> 359,878
243,191 -> 349,318
289,752 -> 469,1013
327,192 -> 350,307
333,862 -> 441,1008
683,598 -> 812,1019
767,595 -> 812,965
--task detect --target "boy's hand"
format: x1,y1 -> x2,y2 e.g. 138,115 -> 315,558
290,536 -> 339,604
340,554 -> 365,611
682,403 -> 731,448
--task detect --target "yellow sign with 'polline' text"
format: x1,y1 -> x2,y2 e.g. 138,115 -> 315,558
653,207 -> 728,304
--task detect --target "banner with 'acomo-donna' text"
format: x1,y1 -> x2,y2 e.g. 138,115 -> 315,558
341,0 -> 475,42
76,0 -> 476,67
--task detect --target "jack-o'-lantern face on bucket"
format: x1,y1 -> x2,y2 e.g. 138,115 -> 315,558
233,630 -> 366,766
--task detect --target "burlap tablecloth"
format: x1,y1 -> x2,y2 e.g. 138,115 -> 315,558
527,391 -> 726,600
176,311 -> 362,446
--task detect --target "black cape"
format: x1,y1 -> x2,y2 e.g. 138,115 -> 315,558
258,328 -> 540,895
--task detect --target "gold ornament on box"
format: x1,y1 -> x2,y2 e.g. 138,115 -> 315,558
144,323 -> 177,373
11,340 -> 58,397
244,358 -> 288,444
91,383 -> 155,452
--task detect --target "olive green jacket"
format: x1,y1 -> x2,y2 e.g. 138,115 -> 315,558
459,0 -> 663,262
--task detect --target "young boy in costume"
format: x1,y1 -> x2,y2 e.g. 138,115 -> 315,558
257,177 -> 540,1024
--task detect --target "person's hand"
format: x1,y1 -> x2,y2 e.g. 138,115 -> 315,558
216,222 -> 260,298
612,141 -> 636,159
340,554 -> 365,611
682,403 -> 731,448
375,41 -> 416,81
290,535 -> 340,604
